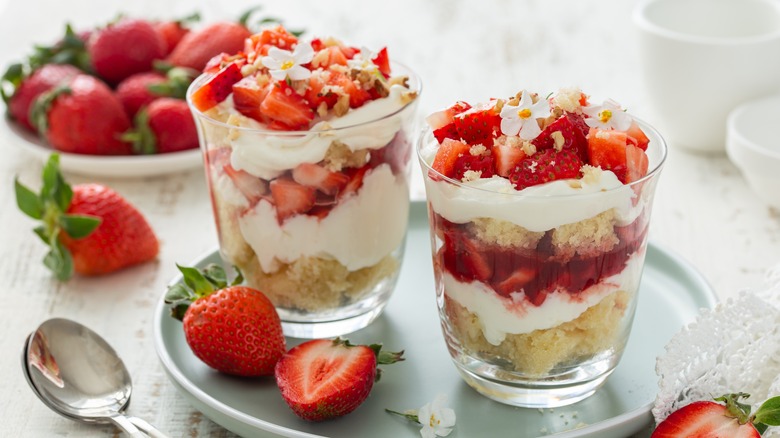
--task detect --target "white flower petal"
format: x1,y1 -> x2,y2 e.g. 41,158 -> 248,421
437,427 -> 454,437
438,409 -> 457,427
268,69 -> 288,81
500,103 -> 520,119
420,427 -> 436,438
286,65 -> 311,81
611,110 -> 633,131
518,90 -> 533,108
293,41 -> 314,64
584,117 -> 603,129
261,56 -> 282,70
501,117 -> 522,136
267,46 -> 292,61
530,98 -> 551,119
519,119 -> 542,140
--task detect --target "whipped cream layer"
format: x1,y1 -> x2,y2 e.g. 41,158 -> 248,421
443,251 -> 645,344
420,141 -> 651,232
227,85 -> 413,180
237,164 -> 409,273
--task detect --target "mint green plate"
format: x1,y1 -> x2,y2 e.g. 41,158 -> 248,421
153,203 -> 717,438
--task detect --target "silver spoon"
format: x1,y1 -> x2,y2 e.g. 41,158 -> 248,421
22,318 -> 169,438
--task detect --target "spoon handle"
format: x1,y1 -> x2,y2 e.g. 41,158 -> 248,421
109,415 -> 147,438
128,416 -> 171,438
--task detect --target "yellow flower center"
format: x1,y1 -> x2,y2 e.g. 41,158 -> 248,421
598,109 -> 612,123
517,108 -> 532,119
429,415 -> 440,427
281,60 -> 295,70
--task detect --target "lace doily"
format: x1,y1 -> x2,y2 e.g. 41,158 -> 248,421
653,264 -> 780,436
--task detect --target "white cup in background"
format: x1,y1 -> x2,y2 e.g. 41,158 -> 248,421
633,0 -> 780,154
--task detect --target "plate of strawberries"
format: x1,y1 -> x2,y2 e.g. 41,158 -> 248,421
0,12 -> 260,177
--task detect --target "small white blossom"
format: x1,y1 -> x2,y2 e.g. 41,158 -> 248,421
583,99 -> 632,131
500,90 -> 550,140
262,41 -> 315,81
418,394 -> 456,438
347,46 -> 379,72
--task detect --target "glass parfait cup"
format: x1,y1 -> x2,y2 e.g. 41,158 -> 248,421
417,120 -> 667,407
188,64 -> 420,338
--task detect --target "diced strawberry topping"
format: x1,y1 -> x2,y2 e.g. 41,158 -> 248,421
292,163 -> 350,195
203,53 -> 247,74
587,128 -> 629,183
328,71 -> 371,109
432,124 -> 460,144
224,165 -> 267,206
425,101 -> 471,130
431,138 -> 471,179
492,143 -> 526,177
269,178 -> 316,222
339,165 -> 370,199
453,151 -> 495,180
625,143 -> 649,183
232,76 -> 270,123
260,81 -> 315,130
304,71 -> 338,111
245,25 -> 298,59
531,112 -> 590,161
452,101 -> 501,146
316,46 -> 348,68
508,148 -> 583,191
371,47 -> 391,78
190,62 -> 243,111
626,121 -> 650,151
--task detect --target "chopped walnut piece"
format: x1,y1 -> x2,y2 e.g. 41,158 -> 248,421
388,75 -> 409,88
400,91 -> 417,105
333,94 -> 350,117
551,131 -> 565,151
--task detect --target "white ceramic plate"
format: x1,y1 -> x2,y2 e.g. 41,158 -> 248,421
154,203 -> 717,438
1,117 -> 202,178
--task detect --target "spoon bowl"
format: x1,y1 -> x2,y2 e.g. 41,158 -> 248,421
22,318 -> 168,437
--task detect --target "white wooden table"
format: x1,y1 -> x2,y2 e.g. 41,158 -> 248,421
1,0 -> 778,436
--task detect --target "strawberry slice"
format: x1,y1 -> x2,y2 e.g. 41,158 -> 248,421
587,128 -> 629,183
269,177 -> 316,222
442,230 -> 493,282
304,71 -> 338,111
232,76 -> 270,123
317,46 -> 348,68
260,81 -> 315,130
453,152 -> 494,180
492,143 -> 526,177
625,144 -> 649,183
431,138 -> 471,179
371,47 -> 391,77
245,24 -> 298,59
508,148 -> 583,190
224,165 -> 267,206
328,71 -> 371,108
190,62 -> 243,111
626,120 -> 650,151
651,393 -> 780,438
275,338 -> 404,421
495,267 -> 536,298
339,165 -> 370,199
452,101 -> 501,146
531,113 -> 590,161
292,162 -> 350,195
426,101 -> 472,130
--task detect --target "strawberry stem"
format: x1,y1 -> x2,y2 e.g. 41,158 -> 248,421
165,263 -> 243,320
385,408 -> 421,424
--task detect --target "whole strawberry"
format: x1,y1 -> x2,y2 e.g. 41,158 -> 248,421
165,264 -> 285,377
275,338 -> 404,421
154,12 -> 200,56
652,393 -> 780,438
14,154 -> 159,280
88,18 -> 166,84
115,67 -> 195,118
6,64 -> 80,132
123,97 -> 199,154
167,21 -> 251,71
32,74 -> 132,155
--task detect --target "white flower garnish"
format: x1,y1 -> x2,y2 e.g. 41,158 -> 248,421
500,90 -> 550,140
583,99 -> 632,131
261,42 -> 314,81
386,394 -> 456,438
347,46 -> 379,72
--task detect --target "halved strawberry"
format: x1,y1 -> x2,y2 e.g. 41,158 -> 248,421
508,148 -> 583,190
224,165 -> 267,206
292,162 -> 350,195
260,81 -> 315,130
275,338 -> 404,421
626,121 -> 650,151
531,113 -> 590,161
431,138 -> 471,179
587,128 -> 629,183
190,62 -> 243,112
371,47 -> 391,77
269,178 -> 316,222
492,143 -> 526,177
452,101 -> 501,146
426,101 -> 471,130
625,144 -> 649,183
232,76 -> 270,122
453,152 -> 494,180
495,267 -> 536,298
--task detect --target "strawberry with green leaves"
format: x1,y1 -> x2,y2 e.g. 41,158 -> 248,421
115,66 -> 196,118
165,263 -> 285,377
15,154 -> 159,280
275,338 -> 404,421
123,97 -> 199,154
87,18 -> 167,85
3,63 -> 80,132
652,393 -> 780,438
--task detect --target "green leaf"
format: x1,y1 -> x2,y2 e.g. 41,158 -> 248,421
202,263 -> 228,289
755,396 -> 780,426
1,62 -> 24,104
43,239 -> 73,281
32,226 -> 49,244
177,264 -> 214,296
15,178 -> 43,219
41,154 -> 60,198
165,283 -> 194,303
231,266 -> 244,286
238,5 -> 262,27
176,11 -> 201,25
385,408 -> 420,424
59,214 -> 100,238
756,423 -> 769,434
169,301 -> 190,321
126,109 -> 158,155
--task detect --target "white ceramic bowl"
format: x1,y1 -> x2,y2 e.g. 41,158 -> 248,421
726,94 -> 780,209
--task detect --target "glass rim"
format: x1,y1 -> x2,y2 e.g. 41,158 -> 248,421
416,116 -> 668,199
186,60 -> 422,135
